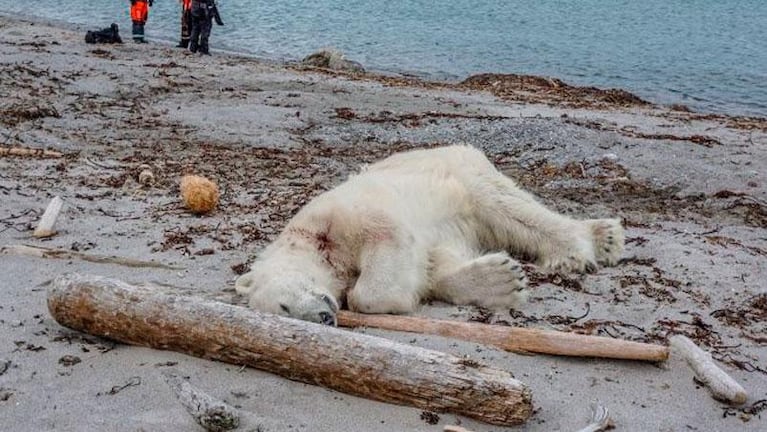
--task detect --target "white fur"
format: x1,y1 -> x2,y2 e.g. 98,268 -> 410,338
236,145 -> 624,323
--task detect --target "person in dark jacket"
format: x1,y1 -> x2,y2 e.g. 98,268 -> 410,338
189,0 -> 223,55
130,0 -> 153,43
177,0 -> 193,48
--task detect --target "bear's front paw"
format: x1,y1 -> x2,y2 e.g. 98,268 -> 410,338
347,286 -> 420,315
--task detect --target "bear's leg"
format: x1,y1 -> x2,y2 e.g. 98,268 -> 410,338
347,235 -> 428,315
430,248 -> 528,309
472,172 -> 624,273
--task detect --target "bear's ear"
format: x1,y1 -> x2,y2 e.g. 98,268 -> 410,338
234,271 -> 258,296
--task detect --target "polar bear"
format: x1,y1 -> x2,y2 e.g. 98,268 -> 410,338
236,145 -> 624,325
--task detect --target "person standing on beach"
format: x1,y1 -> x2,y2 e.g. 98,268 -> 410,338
177,0 -> 193,48
130,0 -> 154,43
189,0 -> 223,55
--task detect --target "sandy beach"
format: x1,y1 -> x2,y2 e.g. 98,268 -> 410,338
1,15 -> 766,432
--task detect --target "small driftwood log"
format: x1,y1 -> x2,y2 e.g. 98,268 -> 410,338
48,274 -> 533,426
574,404 -> 612,432
444,404 -> 613,432
1,244 -> 183,270
444,426 -> 474,432
33,196 -> 63,238
0,146 -> 63,158
337,311 -> 669,362
163,372 -> 240,432
670,335 -> 747,404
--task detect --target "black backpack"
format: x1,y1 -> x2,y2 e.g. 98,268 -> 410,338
85,23 -> 123,44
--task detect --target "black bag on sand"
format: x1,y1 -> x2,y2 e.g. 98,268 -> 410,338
85,23 -> 123,44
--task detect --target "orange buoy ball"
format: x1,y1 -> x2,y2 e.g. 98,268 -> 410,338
180,175 -> 219,214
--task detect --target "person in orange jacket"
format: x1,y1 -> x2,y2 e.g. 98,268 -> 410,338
130,0 -> 153,43
177,0 -> 193,48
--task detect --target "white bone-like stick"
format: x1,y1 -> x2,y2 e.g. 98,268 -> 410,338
670,335 -> 747,404
33,196 -> 63,238
444,426 -> 473,432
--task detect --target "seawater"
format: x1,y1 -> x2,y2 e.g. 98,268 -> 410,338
1,0 -> 765,117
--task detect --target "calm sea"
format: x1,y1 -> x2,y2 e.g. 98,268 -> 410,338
2,1 -> 766,117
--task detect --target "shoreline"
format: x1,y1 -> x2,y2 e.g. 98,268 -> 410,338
4,10 -> 766,121
1,14 -> 766,432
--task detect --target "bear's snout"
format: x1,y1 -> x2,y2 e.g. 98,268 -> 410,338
291,292 -> 338,326
318,311 -> 336,326
316,293 -> 338,326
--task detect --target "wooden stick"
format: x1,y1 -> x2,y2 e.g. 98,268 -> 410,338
444,404 -> 613,432
575,404 -> 612,432
1,244 -> 184,270
48,274 -> 533,426
33,196 -> 63,238
337,311 -> 669,362
444,426 -> 474,432
669,335 -> 747,404
0,146 -> 63,158
163,371 -> 240,432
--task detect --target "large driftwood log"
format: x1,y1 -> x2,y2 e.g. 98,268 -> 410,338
338,311 -> 669,362
48,274 -> 533,426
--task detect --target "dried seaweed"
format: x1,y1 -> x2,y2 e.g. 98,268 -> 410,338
712,353 -> 767,376
705,236 -> 767,256
619,256 -> 657,266
333,107 -> 357,119
650,314 -> 721,347
527,271 -> 585,292
569,319 -> 648,342
722,399 -> 767,421
711,294 -> 767,342
0,101 -> 60,126
420,411 -> 440,425
98,376 -> 141,396
545,303 -> 591,325
564,118 -> 720,147
461,73 -> 650,109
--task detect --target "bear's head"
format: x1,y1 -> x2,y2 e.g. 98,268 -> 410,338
235,267 -> 339,326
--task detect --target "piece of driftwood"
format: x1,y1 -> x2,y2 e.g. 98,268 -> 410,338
444,426 -> 473,432
574,404 -> 612,432
33,196 -> 63,238
443,404 -> 612,432
337,311 -> 669,362
0,146 -> 63,158
47,273 -> 533,426
1,244 -> 183,270
669,335 -> 747,404
163,372 -> 240,432
138,169 -> 155,186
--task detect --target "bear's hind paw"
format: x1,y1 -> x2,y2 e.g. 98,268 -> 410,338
590,218 -> 625,267
539,253 -> 598,274
437,252 -> 529,309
